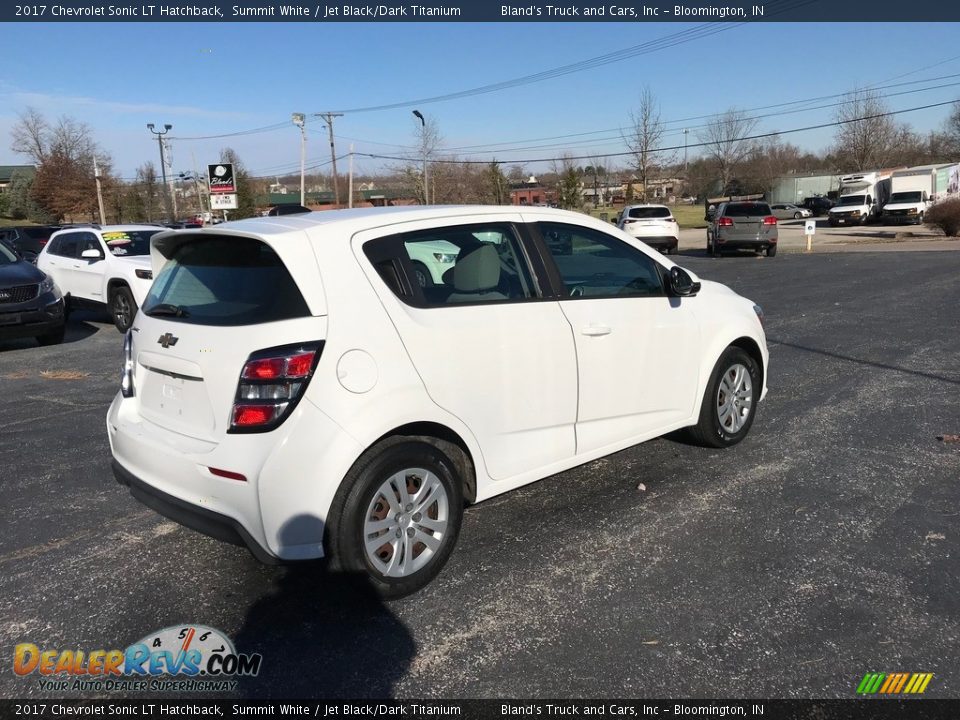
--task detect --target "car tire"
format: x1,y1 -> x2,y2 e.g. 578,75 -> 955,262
63,294 -> 73,320
110,285 -> 136,333
36,327 -> 65,346
793,212 -> 801,219
917,213 -> 924,225
411,261 -> 432,289
766,245 -> 777,257
686,346 -> 761,448
326,438 -> 464,599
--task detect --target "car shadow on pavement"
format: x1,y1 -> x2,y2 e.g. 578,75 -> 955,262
768,338 -> 960,386
233,516 -> 416,699
0,320 -> 98,352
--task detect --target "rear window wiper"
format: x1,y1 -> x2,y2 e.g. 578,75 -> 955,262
145,303 -> 190,318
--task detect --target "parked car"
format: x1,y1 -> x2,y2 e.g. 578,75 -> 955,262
769,203 -> 812,220
616,204 -> 679,254
801,197 -> 835,216
0,225 -> 60,256
164,221 -> 203,229
0,239 -> 65,346
37,225 -> 163,333
109,206 -> 769,597
706,202 -> 779,257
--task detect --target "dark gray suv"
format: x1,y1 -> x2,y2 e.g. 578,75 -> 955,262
706,202 -> 779,257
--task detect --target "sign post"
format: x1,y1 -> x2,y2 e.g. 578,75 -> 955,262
804,219 -> 816,253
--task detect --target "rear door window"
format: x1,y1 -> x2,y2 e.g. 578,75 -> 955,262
364,223 -> 539,308
143,236 -> 310,326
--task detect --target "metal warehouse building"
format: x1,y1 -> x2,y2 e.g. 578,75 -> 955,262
770,172 -> 844,204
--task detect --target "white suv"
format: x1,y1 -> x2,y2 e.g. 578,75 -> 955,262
617,204 -> 680,254
108,206 -> 768,597
37,225 -> 163,332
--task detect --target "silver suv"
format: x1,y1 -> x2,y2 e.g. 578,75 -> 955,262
706,202 -> 778,258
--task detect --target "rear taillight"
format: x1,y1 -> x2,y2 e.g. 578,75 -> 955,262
120,330 -> 135,398
718,217 -> 734,227
229,342 -> 323,433
666,217 -> 677,223
762,216 -> 778,226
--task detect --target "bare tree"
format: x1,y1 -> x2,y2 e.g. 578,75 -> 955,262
9,109 -> 109,221
624,87 -> 670,201
412,113 -> 442,204
136,162 -> 160,221
698,108 -> 759,194
10,107 -> 49,164
830,88 -> 901,171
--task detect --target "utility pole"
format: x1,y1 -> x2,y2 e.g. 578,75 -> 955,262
147,123 -> 174,220
93,156 -> 107,224
683,128 -> 689,172
348,143 -> 354,209
292,113 -> 307,207
412,110 -> 428,205
317,112 -> 343,206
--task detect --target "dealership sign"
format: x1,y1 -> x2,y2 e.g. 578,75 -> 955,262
210,193 -> 238,210
207,163 -> 235,194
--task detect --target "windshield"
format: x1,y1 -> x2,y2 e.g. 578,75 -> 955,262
837,195 -> 866,206
627,207 -> 671,219
0,242 -> 17,265
890,191 -> 922,203
102,230 -> 160,257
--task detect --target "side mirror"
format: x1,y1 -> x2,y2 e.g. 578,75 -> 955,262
81,248 -> 103,260
668,266 -> 700,297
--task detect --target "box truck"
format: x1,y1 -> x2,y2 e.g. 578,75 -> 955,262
828,172 -> 892,226
882,167 -> 936,225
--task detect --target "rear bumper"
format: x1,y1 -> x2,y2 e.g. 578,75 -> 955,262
112,459 -> 278,564
714,238 -> 777,250
636,236 -> 678,249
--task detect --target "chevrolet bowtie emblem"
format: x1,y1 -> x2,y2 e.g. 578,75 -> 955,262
157,333 -> 179,348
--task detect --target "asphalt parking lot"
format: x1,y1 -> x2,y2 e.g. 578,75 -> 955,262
2,248 -> 958,699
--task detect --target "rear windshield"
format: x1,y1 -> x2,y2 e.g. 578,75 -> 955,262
724,203 -> 771,217
23,227 -> 55,239
627,207 -> 671,219
142,237 -> 310,326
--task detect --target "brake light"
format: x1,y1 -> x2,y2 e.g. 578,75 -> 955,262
120,330 -> 135,398
666,217 -> 677,223
718,217 -> 734,227
229,342 -> 324,433
762,216 -> 778,226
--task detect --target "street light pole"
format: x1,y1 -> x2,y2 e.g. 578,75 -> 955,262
147,123 -> 174,220
412,110 -> 428,205
292,113 -> 306,207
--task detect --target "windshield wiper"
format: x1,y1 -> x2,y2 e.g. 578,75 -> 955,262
145,303 -> 190,318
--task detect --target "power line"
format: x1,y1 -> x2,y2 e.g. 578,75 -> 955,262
352,98 -> 960,166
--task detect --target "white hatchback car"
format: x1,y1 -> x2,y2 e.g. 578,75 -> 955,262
108,206 -> 768,597
617,204 -> 680,254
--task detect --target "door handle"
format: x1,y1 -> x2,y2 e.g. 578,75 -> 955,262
581,324 -> 612,337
